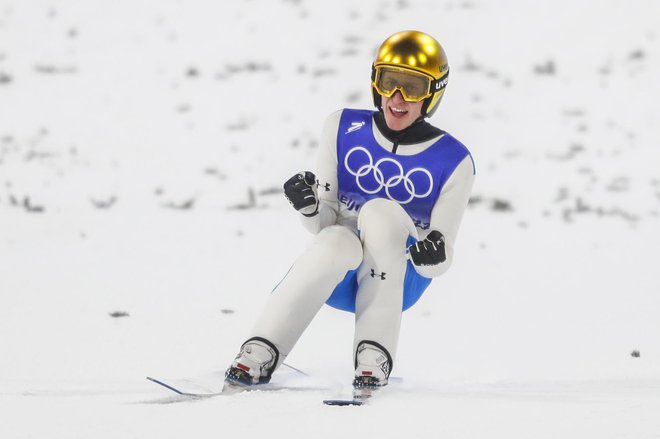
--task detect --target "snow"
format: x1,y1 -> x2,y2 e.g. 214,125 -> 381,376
1,0 -> 660,437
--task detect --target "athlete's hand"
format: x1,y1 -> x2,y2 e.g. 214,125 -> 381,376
408,230 -> 446,266
283,171 -> 319,217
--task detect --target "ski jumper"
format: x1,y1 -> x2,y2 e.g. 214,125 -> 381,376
248,109 -> 474,368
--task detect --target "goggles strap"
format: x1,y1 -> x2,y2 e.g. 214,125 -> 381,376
430,70 -> 450,92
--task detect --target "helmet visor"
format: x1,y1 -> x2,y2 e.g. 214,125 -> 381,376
373,67 -> 433,102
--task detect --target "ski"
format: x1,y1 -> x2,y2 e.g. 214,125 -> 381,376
323,383 -> 379,406
146,375 -> 309,398
146,376 -> 223,397
323,377 -> 401,406
323,398 -> 366,406
322,392 -> 374,406
147,364 -> 328,399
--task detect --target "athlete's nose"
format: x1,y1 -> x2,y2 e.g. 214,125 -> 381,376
391,90 -> 405,103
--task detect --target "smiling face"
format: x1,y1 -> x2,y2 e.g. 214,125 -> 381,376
381,91 -> 424,131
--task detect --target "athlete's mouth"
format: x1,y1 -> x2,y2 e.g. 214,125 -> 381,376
389,106 -> 408,117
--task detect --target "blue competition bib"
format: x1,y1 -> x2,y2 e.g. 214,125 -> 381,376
336,109 -> 472,230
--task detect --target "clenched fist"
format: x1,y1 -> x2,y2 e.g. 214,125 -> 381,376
283,171 -> 319,217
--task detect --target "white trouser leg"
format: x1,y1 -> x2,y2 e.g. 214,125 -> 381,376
354,198 -> 418,366
249,225 -> 363,361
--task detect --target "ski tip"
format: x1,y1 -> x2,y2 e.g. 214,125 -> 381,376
146,376 -> 187,395
323,399 -> 365,406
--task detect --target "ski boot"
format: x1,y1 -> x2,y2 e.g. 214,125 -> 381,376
224,337 -> 279,388
352,341 -> 392,399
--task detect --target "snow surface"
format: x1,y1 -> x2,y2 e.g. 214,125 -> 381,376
1,0 -> 660,437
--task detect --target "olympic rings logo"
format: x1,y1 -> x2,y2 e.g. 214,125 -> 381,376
343,146 -> 434,205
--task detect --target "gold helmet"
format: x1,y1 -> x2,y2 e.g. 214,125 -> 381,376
371,30 -> 449,117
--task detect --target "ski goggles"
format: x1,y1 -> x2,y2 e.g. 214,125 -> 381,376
372,66 -> 449,102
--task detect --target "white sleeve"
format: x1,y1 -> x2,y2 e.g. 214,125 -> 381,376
412,155 -> 475,278
299,110 -> 342,234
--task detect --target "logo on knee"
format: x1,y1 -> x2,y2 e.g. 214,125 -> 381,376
370,269 -> 386,280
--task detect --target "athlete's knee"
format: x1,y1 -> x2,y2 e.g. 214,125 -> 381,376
313,225 -> 363,269
358,198 -> 415,237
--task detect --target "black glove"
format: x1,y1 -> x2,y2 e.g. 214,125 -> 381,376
283,171 -> 319,217
408,230 -> 447,266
